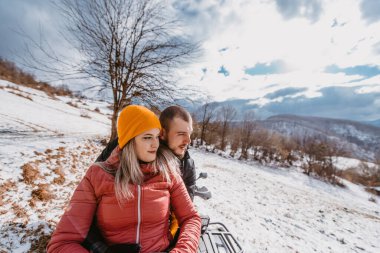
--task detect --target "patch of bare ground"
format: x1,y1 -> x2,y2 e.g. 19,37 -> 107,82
21,163 -> 40,185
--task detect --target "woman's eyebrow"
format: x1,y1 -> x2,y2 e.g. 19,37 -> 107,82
143,133 -> 159,137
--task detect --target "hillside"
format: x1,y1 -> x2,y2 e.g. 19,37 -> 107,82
259,114 -> 380,162
0,80 -> 379,252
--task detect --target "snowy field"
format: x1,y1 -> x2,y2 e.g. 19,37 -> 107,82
0,81 -> 379,252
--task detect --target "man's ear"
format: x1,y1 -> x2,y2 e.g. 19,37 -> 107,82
160,128 -> 167,140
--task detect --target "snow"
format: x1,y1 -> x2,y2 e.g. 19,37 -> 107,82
1,80 -> 379,252
0,80 -> 109,136
333,156 -> 378,172
192,150 -> 380,252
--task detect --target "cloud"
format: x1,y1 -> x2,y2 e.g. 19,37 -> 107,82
245,60 -> 289,76
170,0 -> 240,42
325,64 -> 380,78
372,41 -> 380,55
260,86 -> 380,121
0,0 -> 62,60
264,87 -> 307,100
274,0 -> 323,23
360,0 -> 380,24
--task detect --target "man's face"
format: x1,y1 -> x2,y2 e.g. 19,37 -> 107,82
161,117 -> 193,158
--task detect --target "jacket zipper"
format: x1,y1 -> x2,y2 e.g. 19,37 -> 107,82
136,184 -> 141,244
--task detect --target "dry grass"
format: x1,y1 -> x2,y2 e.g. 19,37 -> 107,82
0,58 -> 73,98
365,187 -> 380,197
8,91 -> 33,101
0,180 -> 16,195
28,233 -> 51,253
66,101 -> 78,108
0,180 -> 17,208
338,164 -> 380,187
21,163 -> 40,185
12,203 -> 28,219
34,151 -> 43,156
47,153 -> 64,160
31,184 -> 53,205
57,146 -> 66,153
52,168 -> 65,185
44,149 -> 53,154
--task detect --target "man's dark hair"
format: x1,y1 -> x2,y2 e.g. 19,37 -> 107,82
159,105 -> 192,131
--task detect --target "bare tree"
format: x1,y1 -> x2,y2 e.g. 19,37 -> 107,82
197,102 -> 217,146
375,151 -> 380,167
239,110 -> 256,160
23,0 -> 198,140
217,104 -> 237,151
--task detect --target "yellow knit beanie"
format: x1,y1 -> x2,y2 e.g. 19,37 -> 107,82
117,105 -> 161,149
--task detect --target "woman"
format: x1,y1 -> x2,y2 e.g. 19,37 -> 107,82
47,105 -> 201,253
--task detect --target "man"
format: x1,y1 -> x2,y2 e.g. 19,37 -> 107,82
83,105 -> 196,253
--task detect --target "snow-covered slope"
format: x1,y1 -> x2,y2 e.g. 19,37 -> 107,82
192,149 -> 380,252
0,80 -> 379,252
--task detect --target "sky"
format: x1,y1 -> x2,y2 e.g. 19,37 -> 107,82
1,0 -> 380,122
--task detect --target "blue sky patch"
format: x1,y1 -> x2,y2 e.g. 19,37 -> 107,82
218,65 -> 230,76
265,87 -> 307,99
245,60 -> 287,76
325,64 -> 380,78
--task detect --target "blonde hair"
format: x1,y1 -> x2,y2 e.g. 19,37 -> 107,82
114,139 -> 180,203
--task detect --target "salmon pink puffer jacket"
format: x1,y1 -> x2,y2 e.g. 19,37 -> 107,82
47,147 -> 201,253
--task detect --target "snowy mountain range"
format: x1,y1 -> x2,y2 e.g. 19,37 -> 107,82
258,114 -> 380,162
0,80 -> 379,252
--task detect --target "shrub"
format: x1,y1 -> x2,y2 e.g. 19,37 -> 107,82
365,187 -> 380,196
21,163 -> 40,185
339,163 -> 380,187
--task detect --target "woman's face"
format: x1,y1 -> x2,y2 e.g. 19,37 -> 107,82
134,128 -> 160,162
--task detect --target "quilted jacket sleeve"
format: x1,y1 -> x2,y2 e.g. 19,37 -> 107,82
169,175 -> 201,253
47,165 -> 99,253
181,157 -> 196,201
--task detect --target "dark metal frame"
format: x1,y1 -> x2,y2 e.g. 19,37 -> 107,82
198,222 -> 244,253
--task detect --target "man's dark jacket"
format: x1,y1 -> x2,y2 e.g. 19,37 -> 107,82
82,137 -> 196,253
